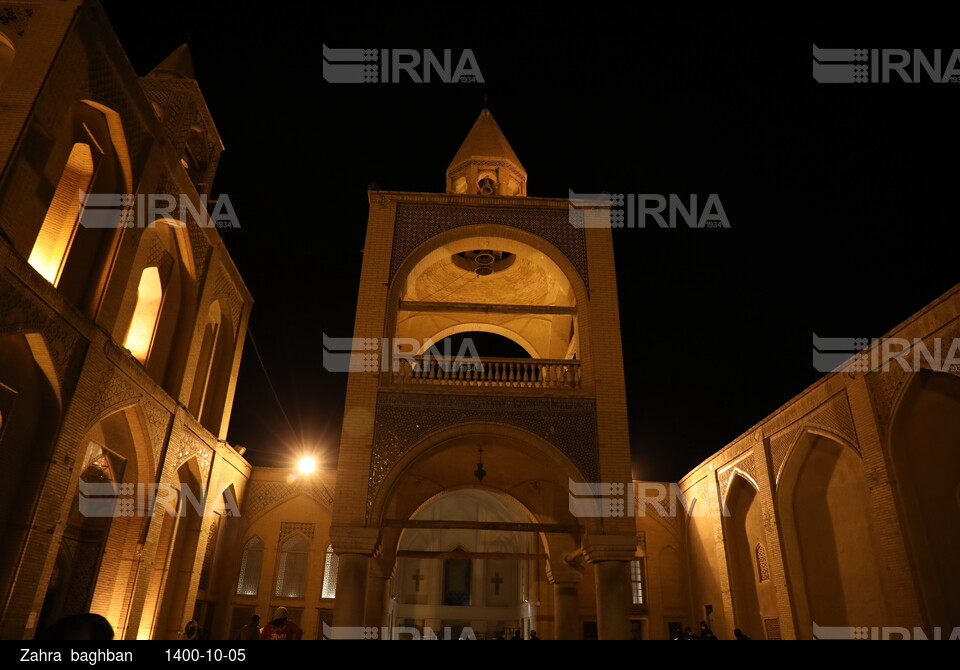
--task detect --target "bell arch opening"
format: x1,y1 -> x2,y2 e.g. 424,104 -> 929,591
389,232 -> 585,390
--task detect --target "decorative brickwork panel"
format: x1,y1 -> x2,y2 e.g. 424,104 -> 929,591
0,274 -> 83,385
175,430 -> 213,481
279,521 -> 315,543
158,173 -> 211,285
243,480 -> 335,520
769,391 -> 859,485
718,451 -> 758,504
390,203 -> 588,288
213,266 -> 243,332
140,399 -> 171,463
368,392 -> 600,511
864,367 -> 909,445
86,368 -> 140,426
197,516 -> 219,591
756,543 -> 770,582
763,617 -> 781,640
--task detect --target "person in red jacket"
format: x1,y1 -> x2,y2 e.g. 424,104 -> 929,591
260,607 -> 304,640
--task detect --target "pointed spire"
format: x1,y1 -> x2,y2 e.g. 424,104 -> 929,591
448,108 -> 525,174
447,109 -> 527,196
147,44 -> 196,79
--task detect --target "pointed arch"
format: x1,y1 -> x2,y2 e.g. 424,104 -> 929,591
274,533 -> 310,599
32,100 -> 135,314
0,331 -> 62,606
777,429 -> 885,637
123,266 -> 163,363
888,369 -> 960,629
236,536 -> 264,596
27,143 -> 95,285
387,225 -> 591,368
119,220 -> 197,390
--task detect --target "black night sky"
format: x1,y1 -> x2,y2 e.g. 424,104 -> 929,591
99,3 -> 957,482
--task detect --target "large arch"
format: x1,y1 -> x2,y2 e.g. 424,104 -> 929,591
116,219 -> 198,393
188,300 -> 236,437
777,429 -> 886,638
392,488 -> 540,639
888,369 -> 960,630
0,332 -> 62,611
31,100 -> 134,317
387,226 -> 590,370
724,472 -> 776,639
360,421 -> 596,639
36,404 -> 155,637
372,421 -> 594,546
147,458 -> 205,640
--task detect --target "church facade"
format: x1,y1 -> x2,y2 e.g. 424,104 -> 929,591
1,0 -> 957,641
0,0 -> 252,640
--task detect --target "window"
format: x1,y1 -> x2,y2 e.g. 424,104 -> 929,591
123,266 -> 164,363
275,534 -> 309,598
756,543 -> 771,582
28,143 -> 95,285
630,558 -> 645,605
442,547 -> 471,606
321,545 -> 338,599
236,536 -> 264,596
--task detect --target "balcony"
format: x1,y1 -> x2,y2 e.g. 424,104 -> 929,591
393,356 -> 581,389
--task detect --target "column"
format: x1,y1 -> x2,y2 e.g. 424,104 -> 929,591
363,557 -> 393,630
330,527 -> 380,636
583,534 -> 636,640
546,561 -> 582,640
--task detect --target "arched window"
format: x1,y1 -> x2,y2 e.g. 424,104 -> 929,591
28,143 -> 95,285
630,558 -> 645,605
123,266 -> 164,363
274,534 -> 309,598
236,536 -> 264,596
756,543 -> 770,582
189,303 -> 221,418
321,545 -> 338,599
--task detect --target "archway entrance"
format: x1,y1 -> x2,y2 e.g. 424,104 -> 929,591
725,473 -> 777,639
391,489 -> 541,640
778,432 -> 886,637
890,369 -> 960,629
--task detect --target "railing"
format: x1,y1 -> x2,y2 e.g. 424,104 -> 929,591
393,356 -> 581,389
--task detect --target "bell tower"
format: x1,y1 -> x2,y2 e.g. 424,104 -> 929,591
330,109 -> 635,639
446,108 -> 527,197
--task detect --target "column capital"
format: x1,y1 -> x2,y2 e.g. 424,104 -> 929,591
546,560 -> 583,585
330,526 -> 380,556
582,533 -> 637,563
